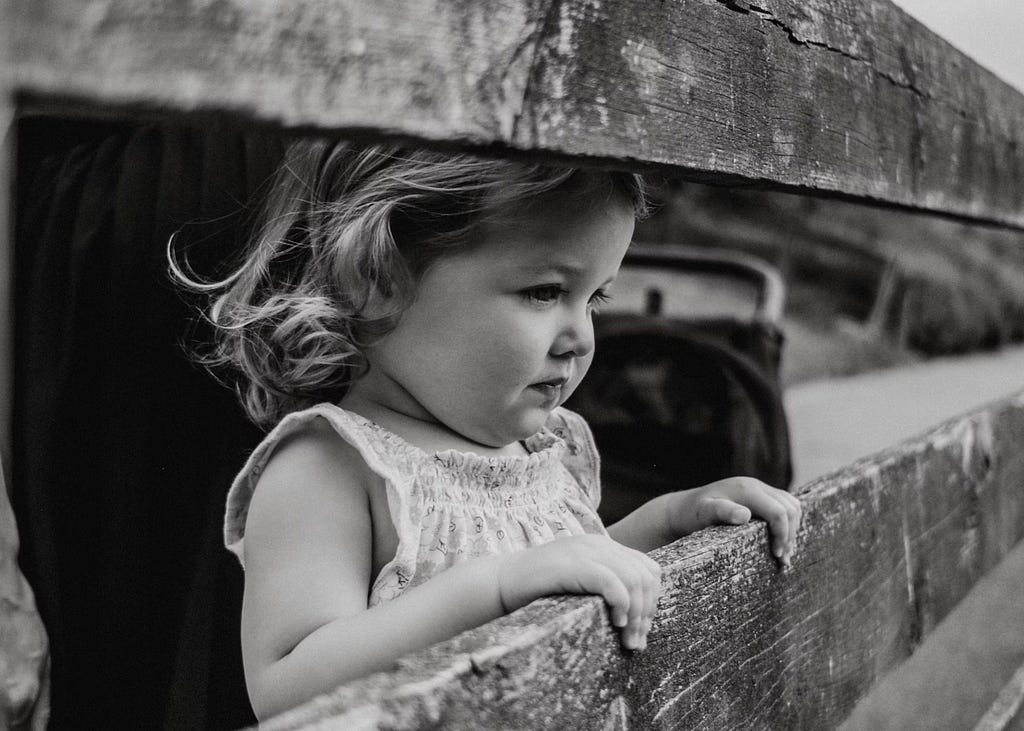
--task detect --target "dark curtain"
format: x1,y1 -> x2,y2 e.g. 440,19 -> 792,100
13,117 -> 284,729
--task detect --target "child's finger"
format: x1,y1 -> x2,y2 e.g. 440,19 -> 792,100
590,563 -> 631,629
606,550 -> 653,649
775,490 -> 803,563
637,555 -> 662,635
698,497 -> 751,526
765,488 -> 801,558
601,568 -> 647,650
630,548 -> 663,618
767,505 -> 791,563
619,564 -> 647,647
737,489 -> 791,562
621,553 -> 660,651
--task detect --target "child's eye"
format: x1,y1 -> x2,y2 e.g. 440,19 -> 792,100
589,289 -> 612,310
522,285 -> 567,306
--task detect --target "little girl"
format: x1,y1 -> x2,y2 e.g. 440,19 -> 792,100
175,139 -> 802,720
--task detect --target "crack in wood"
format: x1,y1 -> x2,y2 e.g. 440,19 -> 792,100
901,508 -> 923,648
507,0 -> 564,144
713,0 -> 929,101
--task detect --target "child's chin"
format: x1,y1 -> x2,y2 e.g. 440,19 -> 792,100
475,414 -> 548,448
510,410 -> 554,441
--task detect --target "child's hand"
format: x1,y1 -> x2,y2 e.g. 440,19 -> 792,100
497,535 -> 662,651
667,477 -> 802,567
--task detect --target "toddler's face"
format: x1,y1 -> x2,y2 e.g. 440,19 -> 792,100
355,188 -> 635,448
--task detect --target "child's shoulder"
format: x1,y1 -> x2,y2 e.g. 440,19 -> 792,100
248,416 -> 373,525
262,413 -> 369,482
225,404 -> 378,563
230,410 -> 381,639
251,404 -> 374,481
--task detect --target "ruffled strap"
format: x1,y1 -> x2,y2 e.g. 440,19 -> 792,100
223,403 -> 415,568
546,407 -> 602,511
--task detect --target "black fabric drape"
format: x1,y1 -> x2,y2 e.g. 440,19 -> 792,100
14,117 -> 284,729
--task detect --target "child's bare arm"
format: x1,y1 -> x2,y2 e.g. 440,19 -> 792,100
607,477 -> 802,563
241,426 -> 661,720
240,426 -> 510,719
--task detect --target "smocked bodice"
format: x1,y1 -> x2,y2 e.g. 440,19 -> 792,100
224,404 -> 605,606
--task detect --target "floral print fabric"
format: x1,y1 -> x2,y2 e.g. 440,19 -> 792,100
224,403 -> 606,606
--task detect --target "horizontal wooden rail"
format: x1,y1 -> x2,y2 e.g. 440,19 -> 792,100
5,0 -> 1024,228
256,391 -> 1024,730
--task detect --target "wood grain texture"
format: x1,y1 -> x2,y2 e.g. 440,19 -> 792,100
5,0 -> 1024,227
253,392 -> 1024,730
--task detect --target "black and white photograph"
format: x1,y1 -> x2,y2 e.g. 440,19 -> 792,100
2,0 -> 1023,728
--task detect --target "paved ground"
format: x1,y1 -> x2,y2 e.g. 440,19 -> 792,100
784,345 -> 1024,729
785,345 -> 1024,486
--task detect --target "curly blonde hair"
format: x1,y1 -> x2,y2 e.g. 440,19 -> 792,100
171,139 -> 648,430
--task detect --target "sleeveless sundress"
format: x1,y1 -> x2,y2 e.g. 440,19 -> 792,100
224,403 -> 607,606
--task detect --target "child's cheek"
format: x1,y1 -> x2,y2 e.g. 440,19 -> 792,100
576,352 -> 595,380
564,353 -> 595,399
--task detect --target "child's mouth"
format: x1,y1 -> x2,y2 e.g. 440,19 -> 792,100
528,378 -> 568,403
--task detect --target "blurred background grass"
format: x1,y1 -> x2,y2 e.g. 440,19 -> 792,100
635,182 -> 1024,386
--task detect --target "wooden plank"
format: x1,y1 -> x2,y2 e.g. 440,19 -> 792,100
5,0 -> 1024,228
839,527 -> 1024,729
251,392 -> 1024,730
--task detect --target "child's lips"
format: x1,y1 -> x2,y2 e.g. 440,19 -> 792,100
528,377 -> 568,402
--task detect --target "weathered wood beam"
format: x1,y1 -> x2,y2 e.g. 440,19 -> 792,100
254,392 -> 1024,730
5,0 -> 1024,228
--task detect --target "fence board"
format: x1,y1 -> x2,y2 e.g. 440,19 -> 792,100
255,392 -> 1024,730
6,0 -> 1024,227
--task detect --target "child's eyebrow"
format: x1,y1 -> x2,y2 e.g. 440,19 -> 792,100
518,263 -> 619,280
516,263 -> 619,286
517,263 -> 583,276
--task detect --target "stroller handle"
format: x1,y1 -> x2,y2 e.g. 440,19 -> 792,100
626,243 -> 785,325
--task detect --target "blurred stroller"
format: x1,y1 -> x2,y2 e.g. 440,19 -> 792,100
565,244 -> 793,524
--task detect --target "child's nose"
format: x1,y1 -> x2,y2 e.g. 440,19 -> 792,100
550,313 -> 594,359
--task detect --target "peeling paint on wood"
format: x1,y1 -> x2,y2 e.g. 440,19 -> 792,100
5,0 -> 1024,227
254,393 -> 1024,730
